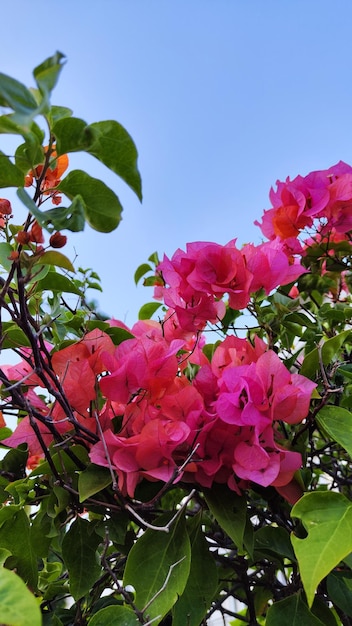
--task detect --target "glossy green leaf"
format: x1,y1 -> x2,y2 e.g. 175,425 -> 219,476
0,567 -> 41,626
0,325 -> 31,349
204,485 -> 247,551
124,514 -> 191,624
0,509 -> 37,588
62,517 -> 102,600
291,491 -> 352,606
173,516 -> 218,626
300,329 -> 352,377
266,592 -> 325,626
316,405 -> 352,458
89,606 -> 139,626
33,51 -> 66,97
0,151 -> 24,187
36,270 -> 82,295
87,120 -> 142,201
53,116 -> 92,153
54,118 -> 142,199
78,464 -> 112,502
138,301 -> 163,320
134,262 -> 153,285
58,170 -> 123,232
34,250 -> 75,273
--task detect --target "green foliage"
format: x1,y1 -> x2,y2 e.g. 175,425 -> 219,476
291,492 -> 352,606
0,567 -> 42,626
124,514 -> 191,624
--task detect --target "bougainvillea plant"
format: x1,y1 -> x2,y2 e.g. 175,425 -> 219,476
1,53 -> 352,626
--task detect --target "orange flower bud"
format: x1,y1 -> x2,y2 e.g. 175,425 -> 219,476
49,231 -> 67,248
0,198 -> 12,215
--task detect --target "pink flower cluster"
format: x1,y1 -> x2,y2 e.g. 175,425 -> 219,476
2,320 -> 315,500
256,160 -> 352,241
155,239 -> 305,333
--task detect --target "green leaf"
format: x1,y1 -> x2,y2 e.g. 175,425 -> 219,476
0,509 -> 38,589
39,196 -> 86,232
204,485 -> 247,552
0,242 -> 14,272
0,151 -> 24,187
62,517 -> 101,600
33,51 -> 66,97
266,592 -> 325,626
78,464 -> 112,502
134,263 -> 153,285
316,405 -> 352,458
58,170 -> 123,232
254,526 -> 295,561
34,250 -> 75,273
36,270 -> 82,295
124,513 -> 191,624
29,445 -> 89,477
300,329 -> 352,378
53,116 -> 92,153
54,118 -> 142,200
47,105 -> 73,126
0,567 -> 42,626
0,72 -> 38,118
89,606 -> 139,626
138,301 -> 163,320
106,326 -> 135,345
87,120 -> 142,201
327,571 -> 352,617
291,491 -> 352,606
15,138 -> 44,173
173,515 -> 218,626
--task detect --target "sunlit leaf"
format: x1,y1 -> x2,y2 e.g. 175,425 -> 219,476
0,567 -> 41,626
134,263 -> 153,285
34,250 -> 75,272
291,491 -> 352,606
138,301 -> 163,320
36,270 -> 82,295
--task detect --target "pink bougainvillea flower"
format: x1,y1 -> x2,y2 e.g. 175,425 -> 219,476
242,239 -> 307,294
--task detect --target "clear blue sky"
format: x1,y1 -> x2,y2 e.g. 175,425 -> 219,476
2,1 -> 352,324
